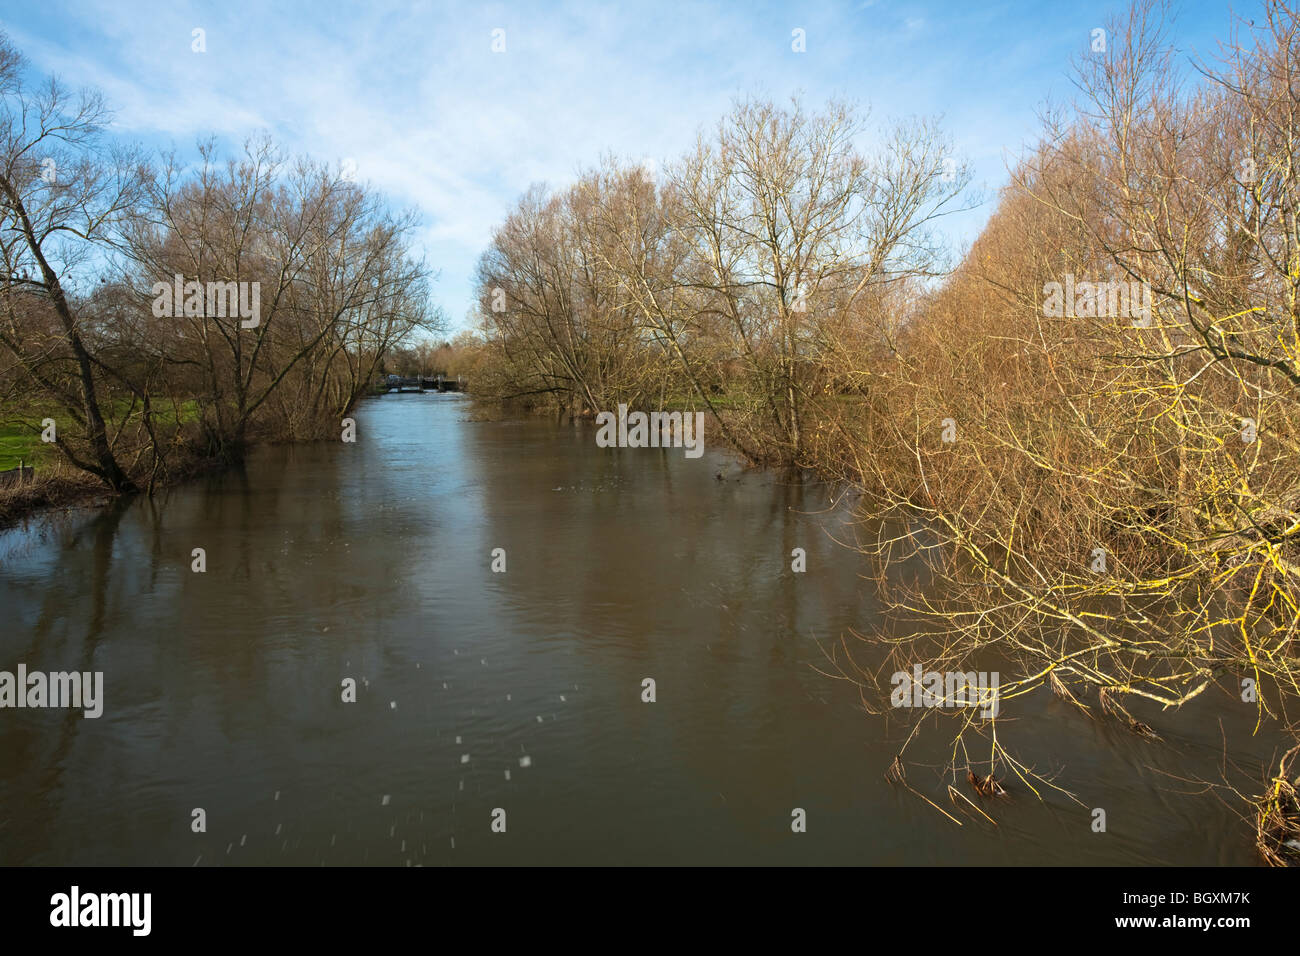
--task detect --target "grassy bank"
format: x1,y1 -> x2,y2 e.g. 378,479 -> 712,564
0,400 -> 201,471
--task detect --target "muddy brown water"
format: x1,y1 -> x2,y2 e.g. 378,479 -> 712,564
0,394 -> 1281,864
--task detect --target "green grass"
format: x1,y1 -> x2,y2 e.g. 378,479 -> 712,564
659,391 -> 868,412
661,391 -> 756,411
0,414 -> 57,471
0,399 -> 200,471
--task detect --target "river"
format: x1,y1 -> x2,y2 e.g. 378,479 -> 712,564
0,394 -> 1277,864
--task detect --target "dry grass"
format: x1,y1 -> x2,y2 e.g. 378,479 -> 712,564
0,467 -> 109,530
1255,744 -> 1300,866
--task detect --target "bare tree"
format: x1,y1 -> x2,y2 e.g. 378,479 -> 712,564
0,30 -> 146,490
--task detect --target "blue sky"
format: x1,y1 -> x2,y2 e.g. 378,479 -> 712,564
1,0 -> 1253,333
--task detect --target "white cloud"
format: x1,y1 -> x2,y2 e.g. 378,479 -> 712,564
3,0 -> 1066,331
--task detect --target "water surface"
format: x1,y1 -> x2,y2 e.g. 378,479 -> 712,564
0,394 -> 1277,864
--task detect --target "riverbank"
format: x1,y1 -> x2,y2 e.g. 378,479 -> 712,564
0,428 -> 334,532
0,470 -> 112,531
0,384 -> 394,531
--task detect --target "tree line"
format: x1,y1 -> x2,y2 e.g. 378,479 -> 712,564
470,96 -> 972,463
0,31 -> 440,496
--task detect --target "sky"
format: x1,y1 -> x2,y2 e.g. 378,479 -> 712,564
0,0 -> 1257,334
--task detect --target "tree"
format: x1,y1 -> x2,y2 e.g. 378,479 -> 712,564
0,31 -> 145,490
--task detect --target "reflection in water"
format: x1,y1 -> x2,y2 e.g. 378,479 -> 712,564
0,394 -> 1279,864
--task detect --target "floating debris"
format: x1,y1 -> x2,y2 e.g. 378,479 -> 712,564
461,754 -> 470,764
968,770 -> 1008,798
381,795 -> 391,806
519,756 -> 532,768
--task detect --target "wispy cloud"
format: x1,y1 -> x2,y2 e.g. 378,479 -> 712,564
0,0 -> 1245,330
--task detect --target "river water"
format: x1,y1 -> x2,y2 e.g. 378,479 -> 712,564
0,394 -> 1279,864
